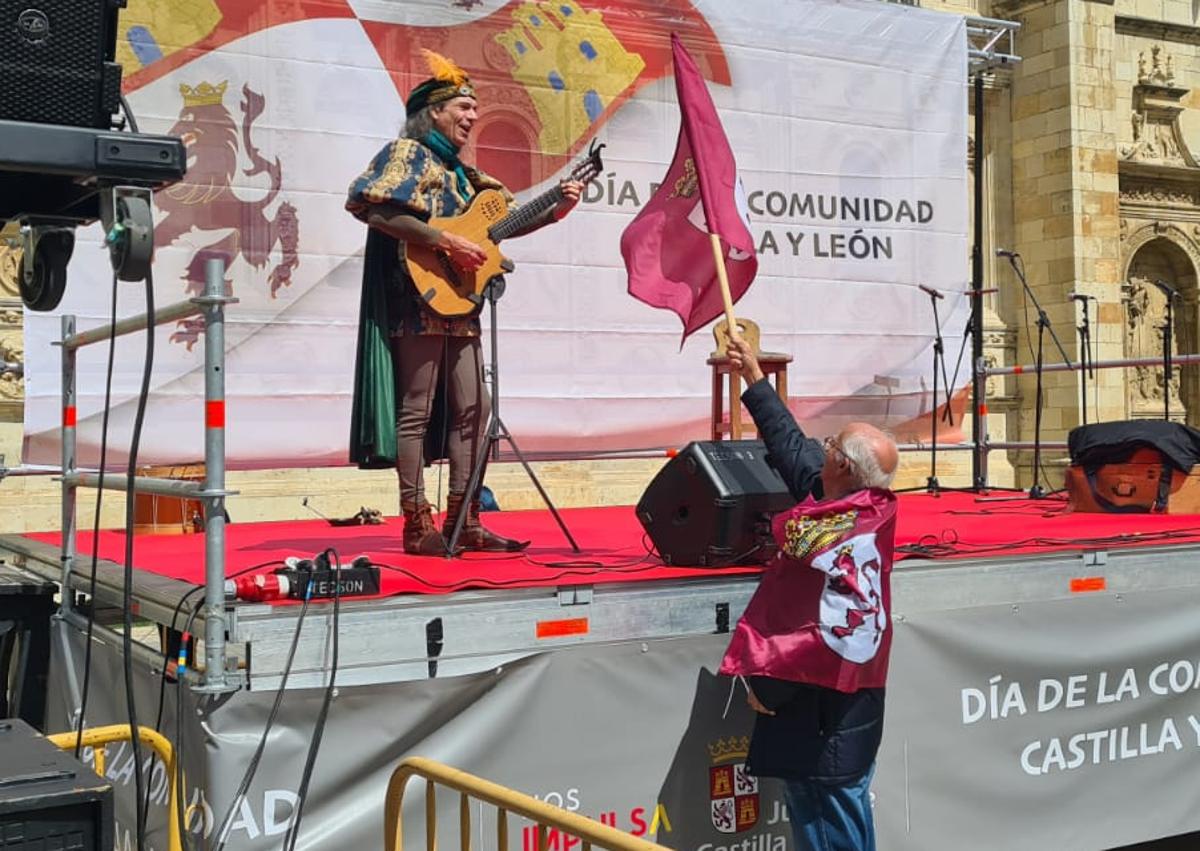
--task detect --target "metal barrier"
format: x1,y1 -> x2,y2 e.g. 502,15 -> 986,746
385,757 -> 669,851
973,350 -> 1200,486
58,257 -> 237,691
46,724 -> 183,851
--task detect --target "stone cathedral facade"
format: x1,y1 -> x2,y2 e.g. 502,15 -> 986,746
948,0 -> 1200,487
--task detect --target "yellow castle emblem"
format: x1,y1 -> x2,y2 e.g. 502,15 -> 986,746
494,0 -> 645,155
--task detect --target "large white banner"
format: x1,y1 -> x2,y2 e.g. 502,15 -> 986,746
22,0 -> 967,467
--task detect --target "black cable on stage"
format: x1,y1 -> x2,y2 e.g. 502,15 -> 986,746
74,89 -> 142,760
122,266 -> 156,851
151,587 -> 202,734
171,599 -> 204,851
141,556 -> 286,844
281,549 -> 343,851
370,533 -> 761,592
209,573 -> 314,851
142,583 -> 201,838
73,269 -> 120,759
150,561 -> 285,738
119,95 -> 140,134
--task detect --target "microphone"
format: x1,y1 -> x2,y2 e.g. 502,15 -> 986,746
966,288 -> 999,296
1153,279 -> 1181,299
1067,292 -> 1091,302
995,248 -> 1019,258
918,283 -> 944,300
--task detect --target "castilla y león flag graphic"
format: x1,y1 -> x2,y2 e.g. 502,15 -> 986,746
720,488 -> 898,694
117,0 -> 729,194
620,33 -> 757,342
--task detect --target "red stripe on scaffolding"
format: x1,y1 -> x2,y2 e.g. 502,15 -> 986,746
63,406 -> 76,427
1012,365 -> 1024,375
206,401 -> 225,429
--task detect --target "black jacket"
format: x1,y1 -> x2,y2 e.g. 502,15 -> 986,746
739,378 -> 886,784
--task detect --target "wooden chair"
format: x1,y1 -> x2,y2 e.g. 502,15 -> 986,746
706,317 -> 791,440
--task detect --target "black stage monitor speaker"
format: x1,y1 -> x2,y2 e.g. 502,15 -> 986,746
637,440 -> 795,566
0,0 -> 125,129
0,718 -> 113,851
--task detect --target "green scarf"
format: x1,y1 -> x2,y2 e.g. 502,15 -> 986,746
422,129 -> 471,199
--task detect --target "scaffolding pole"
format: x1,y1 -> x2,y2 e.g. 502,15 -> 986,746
59,259 -> 237,692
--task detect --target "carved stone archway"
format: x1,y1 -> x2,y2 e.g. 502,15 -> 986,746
1122,228 -> 1200,422
1117,41 -> 1200,425
1121,221 -> 1200,281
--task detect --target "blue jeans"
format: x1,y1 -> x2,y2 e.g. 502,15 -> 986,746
781,764 -> 876,851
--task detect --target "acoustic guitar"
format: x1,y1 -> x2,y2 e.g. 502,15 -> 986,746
405,140 -> 606,318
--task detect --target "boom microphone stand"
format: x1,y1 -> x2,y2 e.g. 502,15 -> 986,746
1154,279 -> 1181,421
1070,293 -> 1095,425
997,249 -> 1073,498
446,275 -> 580,555
919,284 -> 953,493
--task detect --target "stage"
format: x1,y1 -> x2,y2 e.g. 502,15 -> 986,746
20,490 -> 1200,598
8,491 -> 1200,851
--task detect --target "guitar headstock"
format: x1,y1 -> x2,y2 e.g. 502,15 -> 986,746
569,139 -> 607,186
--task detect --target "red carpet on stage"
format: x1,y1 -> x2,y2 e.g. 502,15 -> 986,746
26,491 -> 1200,599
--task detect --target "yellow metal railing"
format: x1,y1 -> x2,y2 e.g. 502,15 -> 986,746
385,757 -> 670,851
47,725 -> 183,851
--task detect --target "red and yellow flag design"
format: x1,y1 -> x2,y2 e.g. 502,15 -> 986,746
118,0 -> 730,192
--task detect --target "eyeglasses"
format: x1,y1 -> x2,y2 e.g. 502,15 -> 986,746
823,435 -> 859,475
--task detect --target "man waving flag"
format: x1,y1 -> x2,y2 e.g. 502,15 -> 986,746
621,33 -> 758,342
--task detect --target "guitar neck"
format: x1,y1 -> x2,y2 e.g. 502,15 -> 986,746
488,185 -> 564,242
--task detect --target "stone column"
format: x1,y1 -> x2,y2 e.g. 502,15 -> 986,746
977,81 -> 1020,487
0,244 -> 24,429
1000,0 -> 1122,487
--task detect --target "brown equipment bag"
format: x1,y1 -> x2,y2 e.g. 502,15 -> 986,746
1066,447 -> 1200,514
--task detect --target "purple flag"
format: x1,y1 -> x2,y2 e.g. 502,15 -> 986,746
620,34 -> 758,341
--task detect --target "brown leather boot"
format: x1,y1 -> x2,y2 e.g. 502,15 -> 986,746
403,504 -> 447,556
443,493 -> 530,553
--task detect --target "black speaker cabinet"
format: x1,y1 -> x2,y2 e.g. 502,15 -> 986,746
0,0 -> 125,129
0,718 -> 113,851
637,440 -> 794,566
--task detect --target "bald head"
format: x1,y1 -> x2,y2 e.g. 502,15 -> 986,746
822,422 -> 898,497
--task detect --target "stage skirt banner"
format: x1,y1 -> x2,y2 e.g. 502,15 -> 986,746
46,581 -> 1200,851
20,0 -> 968,467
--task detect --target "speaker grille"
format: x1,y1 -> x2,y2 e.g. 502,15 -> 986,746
0,0 -> 122,128
637,440 -> 793,566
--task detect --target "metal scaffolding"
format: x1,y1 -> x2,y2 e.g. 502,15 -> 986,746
59,257 -> 237,692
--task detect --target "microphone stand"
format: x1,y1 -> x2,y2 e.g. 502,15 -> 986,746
446,274 -> 580,555
1073,296 -> 1094,425
1005,254 -> 1073,498
1156,280 -> 1179,421
921,286 -> 950,494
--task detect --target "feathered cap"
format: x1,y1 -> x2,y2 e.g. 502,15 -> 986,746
406,49 -> 476,114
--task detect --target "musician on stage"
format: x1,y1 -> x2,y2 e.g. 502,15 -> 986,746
346,51 -> 583,555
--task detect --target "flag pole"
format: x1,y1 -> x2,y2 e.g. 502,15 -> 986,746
709,233 -> 741,342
